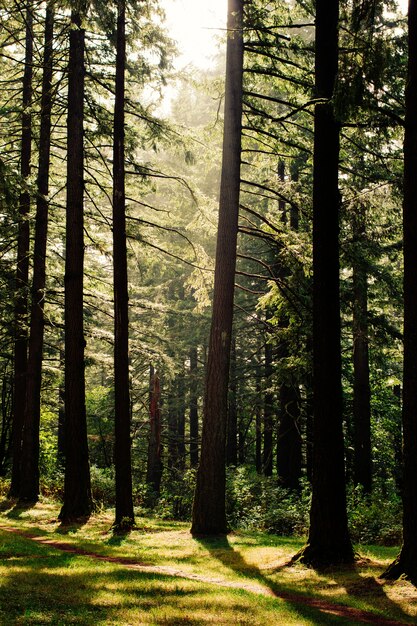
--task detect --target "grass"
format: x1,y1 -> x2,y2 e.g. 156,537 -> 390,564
0,499 -> 416,625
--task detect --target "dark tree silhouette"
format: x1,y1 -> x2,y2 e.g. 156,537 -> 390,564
59,10 -> 93,522
293,0 -> 354,565
112,0 -> 135,530
10,1 -> 33,498
19,3 -> 55,502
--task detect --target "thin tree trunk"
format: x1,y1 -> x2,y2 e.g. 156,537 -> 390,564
57,342 -> 65,465
293,0 -> 354,565
255,376 -> 262,473
352,204 -> 372,493
9,2 -> 33,498
112,0 -> 134,529
177,372 -> 186,471
226,337 -> 238,465
277,383 -> 302,490
189,347 -> 199,468
59,10 -> 92,522
276,161 -> 302,490
263,336 -> 274,476
167,383 -> 179,469
382,0 -> 417,582
19,3 -> 54,503
146,365 -> 162,495
191,0 -> 243,535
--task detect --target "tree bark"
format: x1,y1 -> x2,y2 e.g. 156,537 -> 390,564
112,0 -> 135,529
191,0 -> 243,535
59,11 -> 93,522
19,3 -> 54,503
10,1 -> 33,498
293,0 -> 354,565
382,0 -> 417,583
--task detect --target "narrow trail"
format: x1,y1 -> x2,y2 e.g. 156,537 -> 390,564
0,524 -> 411,625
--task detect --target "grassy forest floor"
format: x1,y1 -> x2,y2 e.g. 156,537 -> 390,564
0,500 -> 416,625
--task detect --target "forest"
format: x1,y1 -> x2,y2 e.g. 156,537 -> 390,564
1,0 -> 417,622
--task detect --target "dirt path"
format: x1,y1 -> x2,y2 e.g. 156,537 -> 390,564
0,524 -> 411,625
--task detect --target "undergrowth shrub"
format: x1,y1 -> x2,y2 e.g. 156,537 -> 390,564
152,469 -> 197,520
90,465 -> 115,505
347,481 -> 402,545
226,466 -> 310,535
0,477 -> 9,498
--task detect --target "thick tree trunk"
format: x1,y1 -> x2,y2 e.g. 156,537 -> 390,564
191,0 -> 243,535
294,0 -> 354,565
112,0 -> 134,529
352,205 -> 372,493
189,347 -> 199,468
382,0 -> 417,582
146,365 -> 162,495
10,2 -> 33,498
59,11 -> 93,522
19,3 -> 54,503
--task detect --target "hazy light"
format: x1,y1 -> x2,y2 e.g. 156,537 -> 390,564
161,0 -> 226,69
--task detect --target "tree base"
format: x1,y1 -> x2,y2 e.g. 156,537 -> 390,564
112,517 -> 136,534
381,554 -> 417,584
290,542 -> 356,568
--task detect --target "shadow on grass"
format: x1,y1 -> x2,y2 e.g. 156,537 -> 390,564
2,500 -> 36,519
106,528 -> 132,546
194,535 -> 413,625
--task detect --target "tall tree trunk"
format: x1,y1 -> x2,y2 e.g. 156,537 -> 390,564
19,3 -> 54,503
59,10 -> 93,522
382,0 -> 417,582
277,383 -> 302,490
255,376 -> 262,473
263,335 -> 274,476
189,347 -> 199,468
57,342 -> 65,466
352,204 -> 372,493
0,364 -> 13,476
167,383 -> 179,469
176,372 -> 186,471
146,365 -> 162,495
276,161 -> 302,490
191,0 -> 243,535
9,2 -> 33,498
293,0 -> 354,565
226,337 -> 238,465
112,0 -> 134,529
